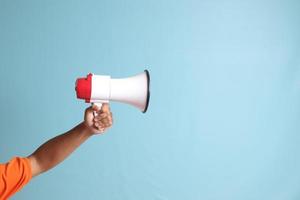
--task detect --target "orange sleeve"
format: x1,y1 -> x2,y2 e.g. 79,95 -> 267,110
0,157 -> 32,200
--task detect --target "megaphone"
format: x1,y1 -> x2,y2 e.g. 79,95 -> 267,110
75,70 -> 150,113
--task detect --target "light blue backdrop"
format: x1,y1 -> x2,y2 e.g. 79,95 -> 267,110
1,0 -> 300,199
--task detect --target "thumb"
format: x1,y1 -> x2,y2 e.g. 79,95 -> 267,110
101,103 -> 110,112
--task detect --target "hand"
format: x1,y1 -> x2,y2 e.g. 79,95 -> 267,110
84,103 -> 113,135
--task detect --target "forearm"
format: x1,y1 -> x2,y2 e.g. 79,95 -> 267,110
28,122 -> 93,177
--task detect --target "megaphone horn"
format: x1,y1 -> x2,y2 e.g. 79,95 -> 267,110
75,70 -> 150,113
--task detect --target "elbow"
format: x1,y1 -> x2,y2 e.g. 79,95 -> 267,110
27,154 -> 44,177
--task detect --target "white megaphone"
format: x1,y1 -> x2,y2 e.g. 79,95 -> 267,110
75,70 -> 150,113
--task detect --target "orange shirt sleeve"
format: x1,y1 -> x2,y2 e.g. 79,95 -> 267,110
0,157 -> 32,200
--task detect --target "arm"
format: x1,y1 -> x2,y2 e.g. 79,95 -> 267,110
27,104 -> 113,177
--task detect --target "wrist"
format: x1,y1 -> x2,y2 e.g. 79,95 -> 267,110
80,122 -> 95,137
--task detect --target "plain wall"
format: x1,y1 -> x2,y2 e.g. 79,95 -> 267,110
1,0 -> 300,199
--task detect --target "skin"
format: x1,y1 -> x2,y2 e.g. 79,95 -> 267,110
27,103 -> 113,177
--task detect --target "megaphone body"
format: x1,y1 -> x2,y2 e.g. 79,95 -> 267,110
75,70 -> 150,113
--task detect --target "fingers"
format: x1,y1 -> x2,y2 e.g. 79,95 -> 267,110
93,124 -> 105,134
92,104 -> 113,132
94,112 -> 108,120
94,112 -> 112,122
93,114 -> 112,127
84,103 -> 112,134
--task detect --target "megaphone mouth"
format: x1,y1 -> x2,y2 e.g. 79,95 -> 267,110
143,69 -> 151,113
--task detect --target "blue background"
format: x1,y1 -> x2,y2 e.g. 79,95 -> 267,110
1,0 -> 300,199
